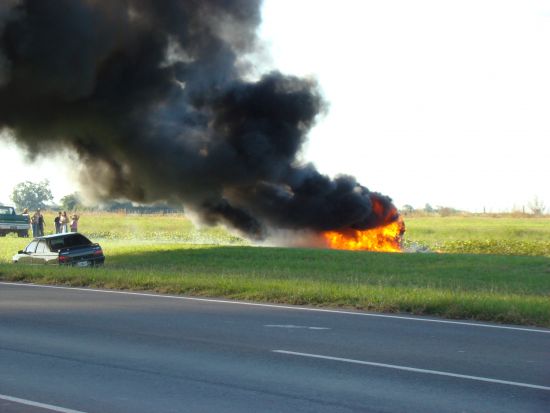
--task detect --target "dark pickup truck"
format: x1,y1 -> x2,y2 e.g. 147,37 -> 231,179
0,205 -> 30,237
13,233 -> 105,267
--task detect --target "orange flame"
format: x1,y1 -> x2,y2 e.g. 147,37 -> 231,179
323,216 -> 405,252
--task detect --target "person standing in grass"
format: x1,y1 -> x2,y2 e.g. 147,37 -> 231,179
70,214 -> 79,233
37,209 -> 44,236
54,212 -> 62,234
31,211 -> 38,237
21,208 -> 30,238
60,211 -> 68,233
22,208 -> 30,224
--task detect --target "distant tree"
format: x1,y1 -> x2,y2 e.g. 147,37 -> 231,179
424,203 -> 435,214
60,193 -> 81,211
100,200 -> 182,214
528,196 -> 546,216
10,180 -> 53,211
437,206 -> 459,217
102,200 -> 134,212
401,205 -> 415,214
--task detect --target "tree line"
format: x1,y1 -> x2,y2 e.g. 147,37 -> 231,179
7,180 -> 182,214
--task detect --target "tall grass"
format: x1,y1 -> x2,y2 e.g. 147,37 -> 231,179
405,216 -> 550,256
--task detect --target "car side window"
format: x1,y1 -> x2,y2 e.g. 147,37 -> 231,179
36,241 -> 49,254
25,240 -> 39,253
50,238 -> 65,252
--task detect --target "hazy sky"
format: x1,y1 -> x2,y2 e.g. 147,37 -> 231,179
1,0 -> 549,212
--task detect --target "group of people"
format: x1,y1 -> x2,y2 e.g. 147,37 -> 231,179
54,211 -> 79,234
22,208 -> 80,237
22,208 -> 43,237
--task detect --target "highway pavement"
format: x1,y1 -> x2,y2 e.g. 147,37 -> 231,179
0,281 -> 549,412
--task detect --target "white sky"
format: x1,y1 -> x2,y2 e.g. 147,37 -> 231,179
1,0 -> 550,212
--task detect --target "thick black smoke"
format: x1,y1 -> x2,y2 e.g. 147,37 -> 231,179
0,0 -> 398,239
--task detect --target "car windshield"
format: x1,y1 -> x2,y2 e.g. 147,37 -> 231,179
49,234 -> 92,251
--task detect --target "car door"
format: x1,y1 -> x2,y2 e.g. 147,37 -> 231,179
33,240 -> 57,264
19,240 -> 38,264
43,240 -> 59,264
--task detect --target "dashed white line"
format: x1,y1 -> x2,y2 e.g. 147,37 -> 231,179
273,350 -> 550,391
1,281 -> 549,334
0,394 -> 88,413
265,324 -> 331,330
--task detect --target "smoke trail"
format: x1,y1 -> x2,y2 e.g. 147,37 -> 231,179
0,0 -> 397,239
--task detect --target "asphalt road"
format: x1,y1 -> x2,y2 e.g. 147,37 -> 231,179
0,282 -> 549,413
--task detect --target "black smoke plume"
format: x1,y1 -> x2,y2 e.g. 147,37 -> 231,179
0,0 -> 398,239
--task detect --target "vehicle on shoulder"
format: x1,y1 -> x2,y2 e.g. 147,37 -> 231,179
13,233 -> 105,267
0,205 -> 30,237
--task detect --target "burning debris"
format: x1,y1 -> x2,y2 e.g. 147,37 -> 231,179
324,195 -> 405,252
0,0 -> 404,251
324,217 -> 405,253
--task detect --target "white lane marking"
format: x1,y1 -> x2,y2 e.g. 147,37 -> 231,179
1,281 -> 549,334
0,394 -> 88,413
273,350 -> 550,391
265,324 -> 330,330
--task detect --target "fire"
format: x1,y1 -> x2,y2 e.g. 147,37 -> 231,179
323,216 -> 405,252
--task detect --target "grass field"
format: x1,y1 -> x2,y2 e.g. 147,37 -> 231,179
405,215 -> 550,256
0,212 -> 549,327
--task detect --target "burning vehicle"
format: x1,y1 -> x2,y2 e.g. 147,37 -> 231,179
323,197 -> 405,252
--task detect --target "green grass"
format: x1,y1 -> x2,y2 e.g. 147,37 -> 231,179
405,216 -> 550,256
1,213 -> 549,327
